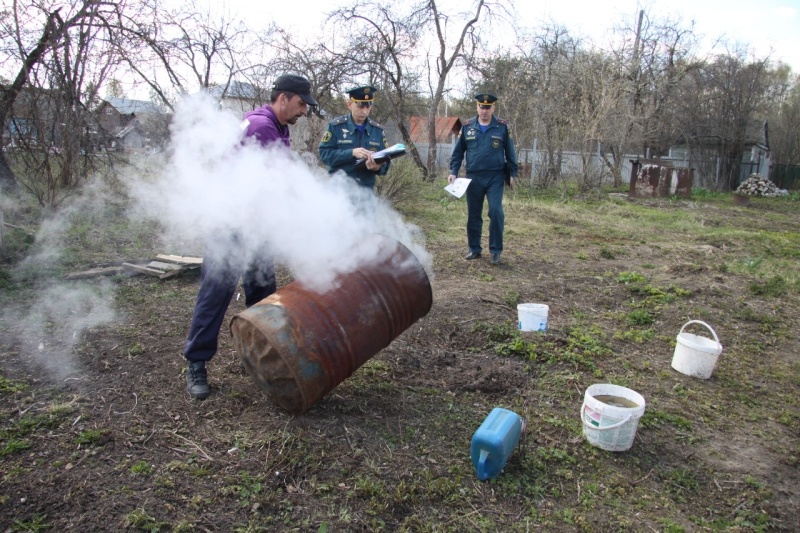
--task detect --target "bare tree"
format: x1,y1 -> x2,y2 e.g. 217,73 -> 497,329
327,0 -> 502,180
0,0 -> 120,206
509,24 -> 582,188
420,0 -> 488,179
766,66 -> 800,167
325,3 -> 427,175
111,0 -> 249,111
253,26 -> 359,155
678,48 -> 774,190
616,12 -> 701,156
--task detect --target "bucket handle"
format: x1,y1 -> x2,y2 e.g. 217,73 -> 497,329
582,414 -> 631,431
679,320 -> 720,345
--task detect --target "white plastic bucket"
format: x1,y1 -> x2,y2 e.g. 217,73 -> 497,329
582,384 -> 646,452
518,303 -> 548,332
671,320 -> 723,379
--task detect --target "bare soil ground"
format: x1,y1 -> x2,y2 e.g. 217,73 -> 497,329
1,192 -> 798,532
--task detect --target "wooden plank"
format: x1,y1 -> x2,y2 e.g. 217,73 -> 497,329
122,262 -> 166,277
155,254 -> 203,265
65,266 -> 125,280
147,261 -> 183,271
159,266 -> 199,280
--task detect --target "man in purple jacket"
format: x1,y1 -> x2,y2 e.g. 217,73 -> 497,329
184,74 -> 318,400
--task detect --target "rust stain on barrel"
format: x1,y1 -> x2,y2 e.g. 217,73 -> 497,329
230,234 -> 432,414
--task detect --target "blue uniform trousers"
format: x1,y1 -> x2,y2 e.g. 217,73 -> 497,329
466,172 -> 505,255
183,234 -> 276,363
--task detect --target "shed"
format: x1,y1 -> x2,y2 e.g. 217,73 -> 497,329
408,116 -> 462,144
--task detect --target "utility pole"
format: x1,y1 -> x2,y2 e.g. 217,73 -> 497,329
631,10 -> 645,157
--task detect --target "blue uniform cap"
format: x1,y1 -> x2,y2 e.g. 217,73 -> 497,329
347,85 -> 378,102
474,93 -> 498,105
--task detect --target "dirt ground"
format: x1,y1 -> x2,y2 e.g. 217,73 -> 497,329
0,194 -> 798,531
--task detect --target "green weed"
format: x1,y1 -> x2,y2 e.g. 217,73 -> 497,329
0,375 -> 27,394
749,275 -> 788,297
123,508 -> 167,532
599,246 -> 616,259
130,461 -> 153,475
1,438 -> 31,456
503,289 -> 521,307
615,328 -> 656,343
11,513 -> 50,532
744,256 -> 765,273
640,410 -> 692,431
662,467 -> 700,501
221,471 -> 263,505
75,429 -> 106,446
626,309 -> 654,326
617,271 -> 647,284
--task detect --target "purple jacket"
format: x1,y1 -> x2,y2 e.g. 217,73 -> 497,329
242,105 -> 290,148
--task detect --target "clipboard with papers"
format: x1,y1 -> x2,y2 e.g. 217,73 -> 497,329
354,143 -> 407,169
444,178 -> 472,198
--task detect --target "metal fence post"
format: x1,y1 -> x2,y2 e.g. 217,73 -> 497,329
0,188 -> 5,259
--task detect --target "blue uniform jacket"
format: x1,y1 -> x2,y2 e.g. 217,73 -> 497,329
319,114 -> 390,188
450,116 -> 519,178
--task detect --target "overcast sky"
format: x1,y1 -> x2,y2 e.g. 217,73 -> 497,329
223,0 -> 800,72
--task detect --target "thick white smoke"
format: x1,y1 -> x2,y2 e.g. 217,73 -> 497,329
129,92 -> 432,292
0,179 -> 119,383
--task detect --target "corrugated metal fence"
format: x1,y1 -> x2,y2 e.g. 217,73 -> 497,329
428,141 -> 686,184
424,141 -> 772,188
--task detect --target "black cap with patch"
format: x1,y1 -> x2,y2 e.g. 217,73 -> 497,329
273,74 -> 318,106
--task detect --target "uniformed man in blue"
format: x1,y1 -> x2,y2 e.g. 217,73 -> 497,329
448,93 -> 519,265
319,85 -> 390,190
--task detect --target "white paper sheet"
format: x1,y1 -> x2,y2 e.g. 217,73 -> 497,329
444,178 -> 472,198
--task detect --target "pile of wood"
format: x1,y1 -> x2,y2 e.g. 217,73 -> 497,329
735,174 -> 788,197
66,255 -> 202,280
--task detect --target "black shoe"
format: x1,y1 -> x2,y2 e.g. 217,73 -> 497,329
464,252 -> 481,260
490,253 -> 501,265
186,361 -> 210,400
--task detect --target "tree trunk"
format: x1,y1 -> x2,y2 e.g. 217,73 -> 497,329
0,149 -> 17,193
0,187 -> 5,258
425,102 -> 439,182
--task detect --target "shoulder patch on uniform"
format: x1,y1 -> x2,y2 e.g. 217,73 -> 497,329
321,131 -> 332,143
331,115 -> 348,125
368,118 -> 384,128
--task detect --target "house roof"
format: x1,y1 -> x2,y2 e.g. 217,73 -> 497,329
104,97 -> 162,115
206,81 -> 260,100
409,116 -> 462,143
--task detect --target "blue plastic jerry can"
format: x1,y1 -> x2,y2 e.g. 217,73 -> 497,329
470,407 -> 524,481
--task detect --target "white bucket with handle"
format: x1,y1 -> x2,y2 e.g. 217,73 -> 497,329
581,384 -> 646,452
671,320 -> 723,379
518,303 -> 548,332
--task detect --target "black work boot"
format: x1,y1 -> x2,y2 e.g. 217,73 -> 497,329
186,361 -> 210,400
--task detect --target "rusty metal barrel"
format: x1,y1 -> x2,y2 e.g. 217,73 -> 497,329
230,234 -> 432,414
